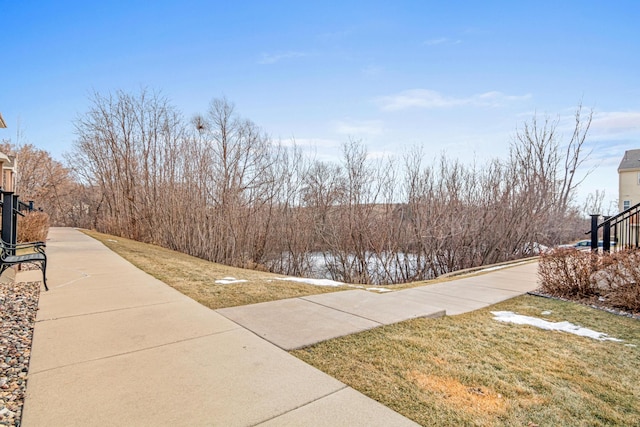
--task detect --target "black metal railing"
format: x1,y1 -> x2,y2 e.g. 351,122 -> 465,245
588,201 -> 640,252
0,190 -> 35,254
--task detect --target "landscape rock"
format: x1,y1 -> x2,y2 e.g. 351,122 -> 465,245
0,279 -> 40,426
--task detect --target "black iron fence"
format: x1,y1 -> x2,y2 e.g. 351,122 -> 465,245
588,201 -> 640,252
0,190 -> 35,254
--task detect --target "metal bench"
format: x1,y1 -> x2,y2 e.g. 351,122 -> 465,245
0,239 -> 47,290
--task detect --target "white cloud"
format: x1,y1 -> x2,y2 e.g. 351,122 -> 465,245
317,29 -> 353,42
334,119 -> 383,136
258,51 -> 307,64
367,149 -> 397,160
424,37 -> 461,46
475,91 -> 530,103
590,111 -> 640,135
282,137 -> 341,149
547,109 -> 640,139
277,137 -> 342,162
377,89 -> 455,110
376,89 -> 531,111
362,65 -> 383,79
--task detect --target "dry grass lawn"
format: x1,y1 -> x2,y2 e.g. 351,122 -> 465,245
292,295 -> 640,426
83,230 -> 348,308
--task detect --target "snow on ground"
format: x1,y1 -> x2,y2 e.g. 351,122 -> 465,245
215,274 -> 394,292
274,277 -> 393,291
491,311 -> 623,342
215,277 -> 248,285
365,287 -> 393,293
275,277 -> 345,287
346,284 -> 393,293
480,261 -> 529,273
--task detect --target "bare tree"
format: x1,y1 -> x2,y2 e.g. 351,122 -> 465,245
0,142 -> 76,225
72,88 -> 184,241
193,98 -> 278,265
558,104 -> 593,212
510,104 -> 593,244
67,90 -> 593,285
583,189 -> 606,217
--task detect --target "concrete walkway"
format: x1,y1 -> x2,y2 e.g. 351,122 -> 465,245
19,228 -> 539,426
218,262 -> 538,350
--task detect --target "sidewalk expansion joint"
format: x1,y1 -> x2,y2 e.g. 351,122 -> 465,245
298,297 -> 385,326
410,287 -> 512,304
35,300 -> 181,322
251,385 -> 350,426
29,328 -> 239,376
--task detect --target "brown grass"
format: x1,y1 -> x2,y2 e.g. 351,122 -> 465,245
82,229 -> 348,308
292,295 -> 640,426
406,371 -> 509,417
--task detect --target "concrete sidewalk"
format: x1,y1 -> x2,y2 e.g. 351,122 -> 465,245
20,228 -> 419,427
217,262 -> 539,350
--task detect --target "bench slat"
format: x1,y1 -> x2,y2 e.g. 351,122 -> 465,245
0,239 -> 48,290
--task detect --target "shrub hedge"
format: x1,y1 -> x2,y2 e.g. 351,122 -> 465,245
539,248 -> 640,313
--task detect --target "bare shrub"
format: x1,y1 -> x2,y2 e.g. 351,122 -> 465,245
538,248 -> 598,297
608,281 -> 640,312
17,211 -> 50,242
600,250 -> 640,312
539,248 -> 640,313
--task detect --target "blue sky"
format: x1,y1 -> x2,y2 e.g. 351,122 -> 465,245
1,0 -> 639,210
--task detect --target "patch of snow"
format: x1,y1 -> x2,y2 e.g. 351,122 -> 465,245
366,287 -> 393,293
275,277 -> 345,287
541,310 -> 552,315
107,239 -> 118,243
625,344 -> 637,348
346,284 -> 393,293
214,277 -> 248,285
491,311 -> 623,342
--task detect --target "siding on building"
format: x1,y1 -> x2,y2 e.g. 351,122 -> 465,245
618,149 -> 640,212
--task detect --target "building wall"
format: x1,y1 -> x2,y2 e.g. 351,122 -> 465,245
2,169 -> 14,192
619,168 -> 640,212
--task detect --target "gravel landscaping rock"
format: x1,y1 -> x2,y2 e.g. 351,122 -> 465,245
0,279 -> 40,426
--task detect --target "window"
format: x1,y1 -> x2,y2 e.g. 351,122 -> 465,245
624,200 -> 631,211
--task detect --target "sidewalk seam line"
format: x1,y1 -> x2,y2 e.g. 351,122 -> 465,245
407,288 -> 522,304
298,297 -> 385,326
35,300 -> 184,322
251,385 -> 349,426
28,328 -> 239,375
